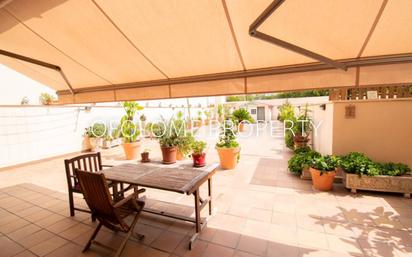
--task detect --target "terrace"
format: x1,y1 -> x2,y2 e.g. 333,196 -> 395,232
1,125 -> 411,257
1,0 -> 412,257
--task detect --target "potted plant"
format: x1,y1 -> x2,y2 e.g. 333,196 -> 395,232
39,92 -> 55,105
153,118 -> 180,164
216,121 -> 240,170
232,108 -> 254,132
288,147 -> 321,179
195,110 -> 203,127
191,140 -> 207,167
217,104 -> 224,123
86,123 -> 106,151
120,101 -> 143,160
310,155 -> 339,191
102,134 -> 113,149
141,149 -> 151,162
204,110 -> 211,125
293,105 -> 312,149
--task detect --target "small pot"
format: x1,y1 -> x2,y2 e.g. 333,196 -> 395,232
122,141 -> 141,160
161,146 -> 177,164
176,149 -> 185,160
294,135 -> 309,148
216,146 -> 240,170
192,153 -> 206,167
141,152 -> 150,162
204,119 -> 210,126
310,167 -> 336,191
89,137 -> 103,152
238,122 -> 245,132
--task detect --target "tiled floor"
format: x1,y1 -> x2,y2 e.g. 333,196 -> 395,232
0,124 -> 411,257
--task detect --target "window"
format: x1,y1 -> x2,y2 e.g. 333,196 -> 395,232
251,109 -> 257,115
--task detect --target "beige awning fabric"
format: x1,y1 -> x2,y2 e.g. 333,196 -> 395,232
1,0 -> 412,103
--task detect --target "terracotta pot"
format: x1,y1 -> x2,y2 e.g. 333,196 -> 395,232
238,122 -> 245,132
82,135 -> 92,152
216,147 -> 240,170
141,152 -> 150,162
122,141 -> 141,160
204,119 -> 210,125
192,153 -> 206,167
310,167 -> 336,191
176,149 -> 185,160
294,135 -> 309,148
89,137 -> 103,152
161,146 -> 177,164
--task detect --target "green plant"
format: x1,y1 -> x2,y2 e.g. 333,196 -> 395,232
285,131 -> 295,150
278,101 -> 295,122
216,122 -> 239,148
139,114 -> 146,122
176,132 -> 194,156
217,104 -> 223,119
204,110 -> 211,119
339,152 -> 379,176
311,155 -> 339,173
192,140 -> 206,155
288,149 -> 321,175
377,162 -> 411,176
293,105 -> 312,137
119,101 -> 144,143
39,93 -> 55,105
86,123 -> 106,138
197,110 -> 203,121
153,118 -> 183,147
232,108 -> 254,124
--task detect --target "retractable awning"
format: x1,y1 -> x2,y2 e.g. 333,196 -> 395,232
1,0 -> 412,103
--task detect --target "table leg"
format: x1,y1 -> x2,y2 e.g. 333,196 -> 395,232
208,178 -> 212,215
189,190 -> 201,250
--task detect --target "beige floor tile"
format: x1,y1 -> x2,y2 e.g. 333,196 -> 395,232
297,229 -> 328,250
133,223 -> 164,245
45,242 -> 83,257
35,213 -> 66,228
237,235 -> 267,256
29,236 -> 69,256
211,229 -> 240,248
0,235 -> 25,257
151,230 -> 185,253
0,217 -> 30,234
248,208 -> 272,223
13,250 -> 38,257
121,240 -> 147,257
19,229 -> 54,248
266,241 -> 300,257
8,223 -> 42,241
325,234 -> 363,255
202,243 -> 235,257
60,223 -> 93,241
140,247 -> 170,257
46,218 -> 80,234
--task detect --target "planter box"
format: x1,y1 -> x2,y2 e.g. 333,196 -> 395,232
343,172 -> 412,198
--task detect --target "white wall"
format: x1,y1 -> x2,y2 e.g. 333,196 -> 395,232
311,103 -> 334,155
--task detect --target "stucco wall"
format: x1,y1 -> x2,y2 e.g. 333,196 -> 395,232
332,99 -> 412,168
311,103 -> 334,155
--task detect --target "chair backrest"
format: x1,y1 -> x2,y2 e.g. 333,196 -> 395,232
64,152 -> 103,190
74,168 -> 115,219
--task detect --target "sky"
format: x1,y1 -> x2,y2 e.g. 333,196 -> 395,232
0,64 -> 223,106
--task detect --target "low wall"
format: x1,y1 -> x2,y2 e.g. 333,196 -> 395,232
332,98 -> 412,168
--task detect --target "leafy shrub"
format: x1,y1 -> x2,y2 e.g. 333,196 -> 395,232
339,152 -> 379,176
288,149 -> 321,175
340,152 -> 411,176
86,123 -> 107,138
278,102 -> 295,122
285,131 -> 295,150
232,108 -> 254,123
379,163 -> 411,176
311,155 -> 339,173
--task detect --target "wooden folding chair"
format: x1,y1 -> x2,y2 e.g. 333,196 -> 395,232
74,168 -> 145,257
64,152 -> 132,217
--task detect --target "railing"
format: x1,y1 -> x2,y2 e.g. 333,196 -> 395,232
329,85 -> 412,101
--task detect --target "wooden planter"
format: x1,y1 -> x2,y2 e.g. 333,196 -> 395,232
343,172 -> 412,198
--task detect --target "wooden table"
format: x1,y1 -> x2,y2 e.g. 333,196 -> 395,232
102,161 -> 219,249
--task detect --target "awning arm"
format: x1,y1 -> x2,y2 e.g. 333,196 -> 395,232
0,49 -> 75,94
249,0 -> 347,71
